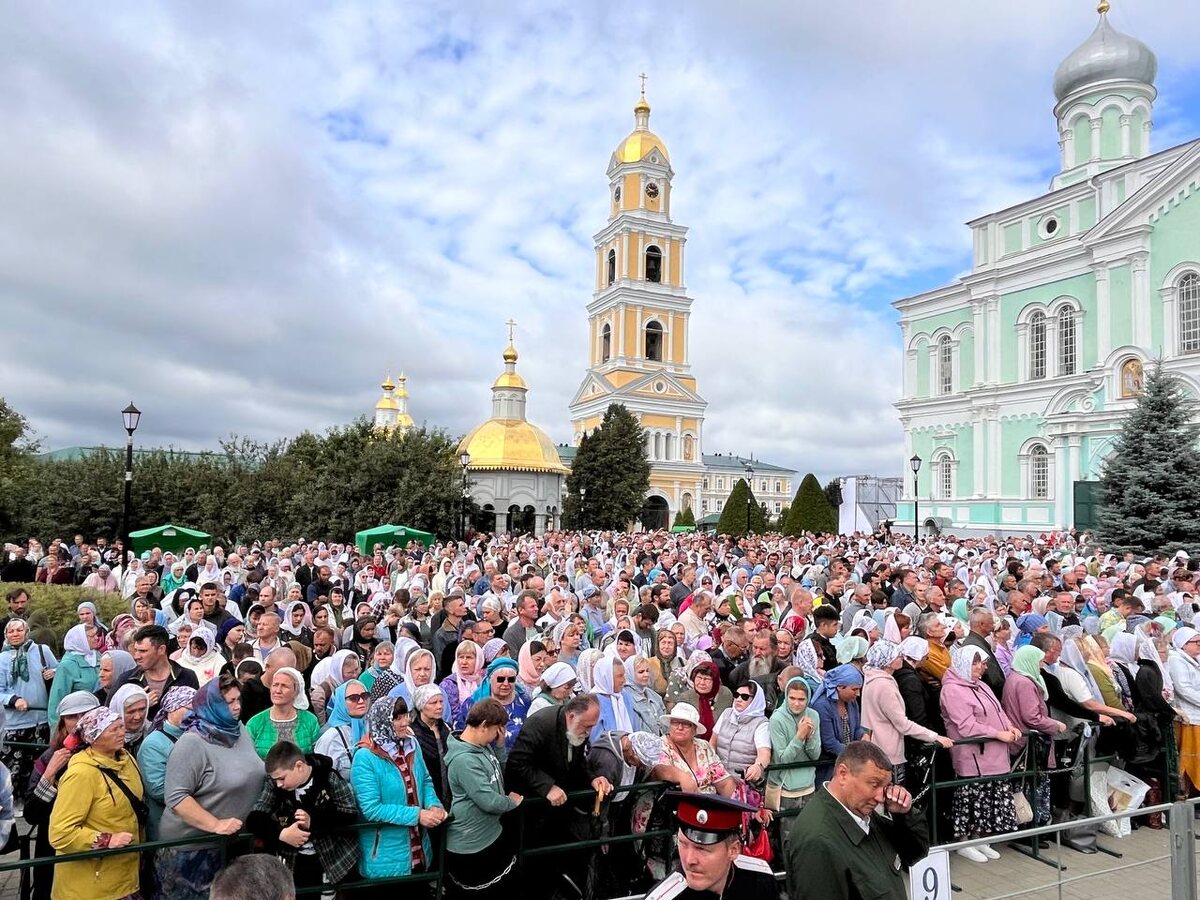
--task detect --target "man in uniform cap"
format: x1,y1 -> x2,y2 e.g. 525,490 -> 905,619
644,792 -> 779,900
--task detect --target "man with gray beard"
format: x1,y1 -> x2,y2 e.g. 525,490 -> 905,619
728,631 -> 785,694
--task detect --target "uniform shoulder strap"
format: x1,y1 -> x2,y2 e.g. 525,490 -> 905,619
644,872 -> 688,900
734,854 -> 775,876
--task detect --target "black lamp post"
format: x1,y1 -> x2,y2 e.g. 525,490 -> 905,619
121,403 -> 141,565
459,452 -> 471,540
909,454 -> 922,540
579,486 -> 587,528
744,461 -> 755,535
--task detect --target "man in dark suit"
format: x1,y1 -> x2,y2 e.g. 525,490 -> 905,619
961,607 -> 1005,699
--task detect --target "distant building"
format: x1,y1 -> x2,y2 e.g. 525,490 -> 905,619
373,373 -> 414,433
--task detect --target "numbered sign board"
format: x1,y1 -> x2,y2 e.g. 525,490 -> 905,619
908,849 -> 951,900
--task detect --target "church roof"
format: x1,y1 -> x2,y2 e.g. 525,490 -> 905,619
1053,5 -> 1156,102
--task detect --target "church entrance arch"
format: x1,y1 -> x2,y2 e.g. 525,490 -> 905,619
640,496 -> 670,531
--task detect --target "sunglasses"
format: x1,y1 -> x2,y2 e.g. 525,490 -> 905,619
545,649 -> 559,657
735,692 -> 754,701
345,692 -> 369,703
495,675 -> 517,684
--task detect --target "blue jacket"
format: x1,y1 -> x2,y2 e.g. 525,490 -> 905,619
0,643 -> 57,730
350,741 -> 443,879
590,689 -> 641,743
810,689 -> 863,779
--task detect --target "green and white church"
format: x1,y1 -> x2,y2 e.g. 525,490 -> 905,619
895,2 -> 1200,537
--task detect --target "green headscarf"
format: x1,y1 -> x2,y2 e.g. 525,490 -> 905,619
952,598 -> 970,624
1101,624 -> 1124,645
1012,645 -> 1048,699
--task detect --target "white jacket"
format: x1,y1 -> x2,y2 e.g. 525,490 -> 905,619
1167,650 -> 1200,724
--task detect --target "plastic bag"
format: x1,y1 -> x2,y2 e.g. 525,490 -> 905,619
1090,770 -> 1129,838
1106,766 -> 1150,814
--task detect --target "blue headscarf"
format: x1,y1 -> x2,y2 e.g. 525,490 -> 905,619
1015,613 -> 1048,647
467,657 -> 525,705
325,679 -> 370,745
183,678 -> 242,747
818,664 -> 864,703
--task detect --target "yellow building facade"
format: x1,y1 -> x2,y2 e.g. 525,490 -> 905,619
568,92 -> 707,527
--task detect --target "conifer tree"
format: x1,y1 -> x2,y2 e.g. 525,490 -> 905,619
784,473 -> 838,536
563,404 -> 650,530
716,478 -> 767,535
1097,362 -> 1200,553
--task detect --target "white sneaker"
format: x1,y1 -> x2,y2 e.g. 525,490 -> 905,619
978,844 -> 1000,859
957,847 -> 989,863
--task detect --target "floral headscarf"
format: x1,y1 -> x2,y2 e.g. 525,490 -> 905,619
364,694 -> 406,760
865,639 -> 900,670
77,707 -> 122,745
150,685 -> 197,733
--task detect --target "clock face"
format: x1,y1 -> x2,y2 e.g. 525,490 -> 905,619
645,183 -> 659,199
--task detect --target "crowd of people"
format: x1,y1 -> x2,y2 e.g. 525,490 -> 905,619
0,526 -> 1196,899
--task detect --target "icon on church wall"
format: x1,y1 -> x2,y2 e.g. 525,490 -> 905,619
1120,358 -> 1144,398
683,435 -> 694,460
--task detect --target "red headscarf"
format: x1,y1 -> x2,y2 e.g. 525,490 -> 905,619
691,661 -> 721,737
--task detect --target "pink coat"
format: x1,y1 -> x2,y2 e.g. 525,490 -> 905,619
1000,672 -> 1059,767
939,667 -> 1015,777
861,668 -> 941,765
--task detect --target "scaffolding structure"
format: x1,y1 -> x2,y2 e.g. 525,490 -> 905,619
835,475 -> 903,534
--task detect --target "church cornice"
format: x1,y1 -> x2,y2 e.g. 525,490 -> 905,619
588,285 -> 692,316
593,217 -> 688,245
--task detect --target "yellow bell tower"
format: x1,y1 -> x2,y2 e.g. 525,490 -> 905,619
569,80 -> 706,524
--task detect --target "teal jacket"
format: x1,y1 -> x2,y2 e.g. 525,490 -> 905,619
444,734 -> 517,854
350,741 -> 442,878
136,722 -> 184,840
767,705 -> 822,793
47,654 -> 98,729
245,709 -> 321,759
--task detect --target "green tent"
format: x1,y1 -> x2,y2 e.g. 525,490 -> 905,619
670,525 -> 696,533
354,524 -> 436,554
129,523 -> 212,555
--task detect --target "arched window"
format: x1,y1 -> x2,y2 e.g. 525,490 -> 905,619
645,320 -> 664,361
645,245 -> 663,283
1179,273 -> 1200,354
1058,308 -> 1076,376
1029,312 -> 1047,380
1030,445 -> 1049,499
601,323 -> 611,362
937,335 -> 953,394
606,249 -> 616,286
935,455 -> 953,500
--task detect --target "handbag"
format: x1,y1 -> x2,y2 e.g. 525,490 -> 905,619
1010,742 -> 1034,825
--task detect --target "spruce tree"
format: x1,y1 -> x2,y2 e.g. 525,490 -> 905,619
784,473 -> 838,536
1097,362 -> 1200,553
716,478 -> 767,535
673,506 -> 696,528
563,404 -> 649,531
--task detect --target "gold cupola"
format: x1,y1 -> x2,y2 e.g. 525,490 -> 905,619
374,371 -> 413,432
457,325 -> 568,474
614,88 -> 670,165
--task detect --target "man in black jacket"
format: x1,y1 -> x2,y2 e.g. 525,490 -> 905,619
505,695 -> 611,900
113,625 -> 199,718
961,608 -> 1005,699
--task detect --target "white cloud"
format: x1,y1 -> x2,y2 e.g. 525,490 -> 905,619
0,0 -> 1195,484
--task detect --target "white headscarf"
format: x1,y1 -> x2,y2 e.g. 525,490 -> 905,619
950,644 -> 987,681
63,623 -> 98,667
312,649 -> 358,688
729,680 -> 767,724
591,656 -> 633,732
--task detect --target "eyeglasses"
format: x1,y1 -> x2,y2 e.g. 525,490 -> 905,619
495,675 -> 517,683
545,649 -> 559,657
345,692 -> 369,703
735,692 -> 754,701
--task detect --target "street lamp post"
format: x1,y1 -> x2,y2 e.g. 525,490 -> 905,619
459,452 -> 471,541
121,403 -> 141,566
909,454 -> 922,541
744,461 -> 755,535
579,486 -> 587,528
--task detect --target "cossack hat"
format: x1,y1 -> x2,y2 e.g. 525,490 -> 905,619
667,791 -> 756,845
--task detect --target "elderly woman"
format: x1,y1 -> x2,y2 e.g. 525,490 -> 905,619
624,655 -> 666,735
359,640 -> 394,693
309,648 -> 362,724
107,683 -> 151,756
591,656 -> 636,741
647,629 -> 683,696
137,685 -> 196,839
672,660 -> 732,740
48,623 -> 102,730
176,628 -> 224,686
649,703 -> 736,796
527,662 -> 578,717
440,639 -> 483,723
0,618 -> 56,797
1001,645 -> 1067,827
711,680 -> 771,783
247,666 -> 320,758
48,707 -> 144,900
455,658 -> 529,755
939,645 -> 1020,863
390,646 -> 438,710
313,679 -> 370,781
351,695 -> 447,885
1169,627 -> 1200,798
156,674 -> 265,899
412,683 -> 451,806
767,677 -> 822,832
811,664 -> 865,781
860,640 -> 951,784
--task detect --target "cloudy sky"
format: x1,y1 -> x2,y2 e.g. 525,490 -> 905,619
2,1 -> 1196,482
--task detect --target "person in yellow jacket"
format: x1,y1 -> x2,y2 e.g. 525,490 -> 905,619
48,706 -> 146,900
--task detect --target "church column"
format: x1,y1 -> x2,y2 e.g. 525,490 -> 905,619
1162,280 -> 1179,357
1142,119 -> 1153,157
1119,115 -> 1132,157
1059,130 -> 1074,171
1089,119 -> 1102,162
637,232 -> 645,280
986,296 -> 1000,384
621,232 -> 630,279
972,301 -> 985,387
1095,264 -> 1111,360
1131,252 -> 1151,346
985,408 -> 1000,497
971,409 -> 984,498
1054,439 -> 1070,527
900,419 -> 913,500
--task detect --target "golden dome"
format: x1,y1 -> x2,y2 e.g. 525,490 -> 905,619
380,373 -> 396,391
616,93 -> 669,164
396,411 -> 415,428
395,372 -> 410,398
457,418 -> 569,474
492,370 -> 528,390
502,342 -> 518,364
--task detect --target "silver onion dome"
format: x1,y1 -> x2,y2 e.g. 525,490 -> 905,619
1054,9 -> 1157,102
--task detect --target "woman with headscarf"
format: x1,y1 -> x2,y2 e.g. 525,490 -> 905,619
440,640 -> 483,723
389,647 -> 439,712
246,666 -> 321,758
359,640 -> 394,693
710,680 -> 771,783
1015,613 -> 1050,648
767,677 -> 822,836
793,639 -> 824,701
861,640 -> 952,784
351,695 -> 447,886
309,648 -> 363,725
137,684 -> 196,839
348,616 -> 380,672
939,644 -> 1020,863
481,637 -> 509,666
836,635 -> 870,668
624,655 -> 666,735
160,562 -> 187,595
47,623 -> 102,730
131,594 -> 166,630
810,664 -> 865,782
1168,627 -> 1200,799
455,658 -> 529,755
314,679 -> 371,781
48,706 -> 144,900
0,617 -> 56,802
993,616 -> 1016,676
215,618 -> 246,662
575,646 -> 605,694
279,600 -> 314,648
176,627 -> 224,687
527,662 -> 578,717
516,640 -> 550,695
647,628 -> 682,697
1001,645 -> 1066,827
590,656 -> 635,741
156,674 -> 264,899
672,660 -> 731,740
411,683 -> 451,806
107,683 -> 151,756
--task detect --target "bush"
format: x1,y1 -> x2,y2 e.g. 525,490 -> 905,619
3,582 -> 129,653
784,474 -> 838,536
673,506 -> 696,527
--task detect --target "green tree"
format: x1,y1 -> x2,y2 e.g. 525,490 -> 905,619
717,478 -> 767,535
0,398 -> 38,535
784,473 -> 838,536
776,504 -> 790,529
564,405 -> 649,530
1097,362 -> 1200,553
673,506 -> 696,527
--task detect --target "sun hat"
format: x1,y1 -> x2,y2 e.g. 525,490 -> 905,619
659,702 -> 706,736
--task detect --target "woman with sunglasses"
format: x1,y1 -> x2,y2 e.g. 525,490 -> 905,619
456,658 -> 529,756
314,679 -> 371,781
711,681 -> 771,784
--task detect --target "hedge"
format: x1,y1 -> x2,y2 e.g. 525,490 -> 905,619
2,583 -> 129,653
